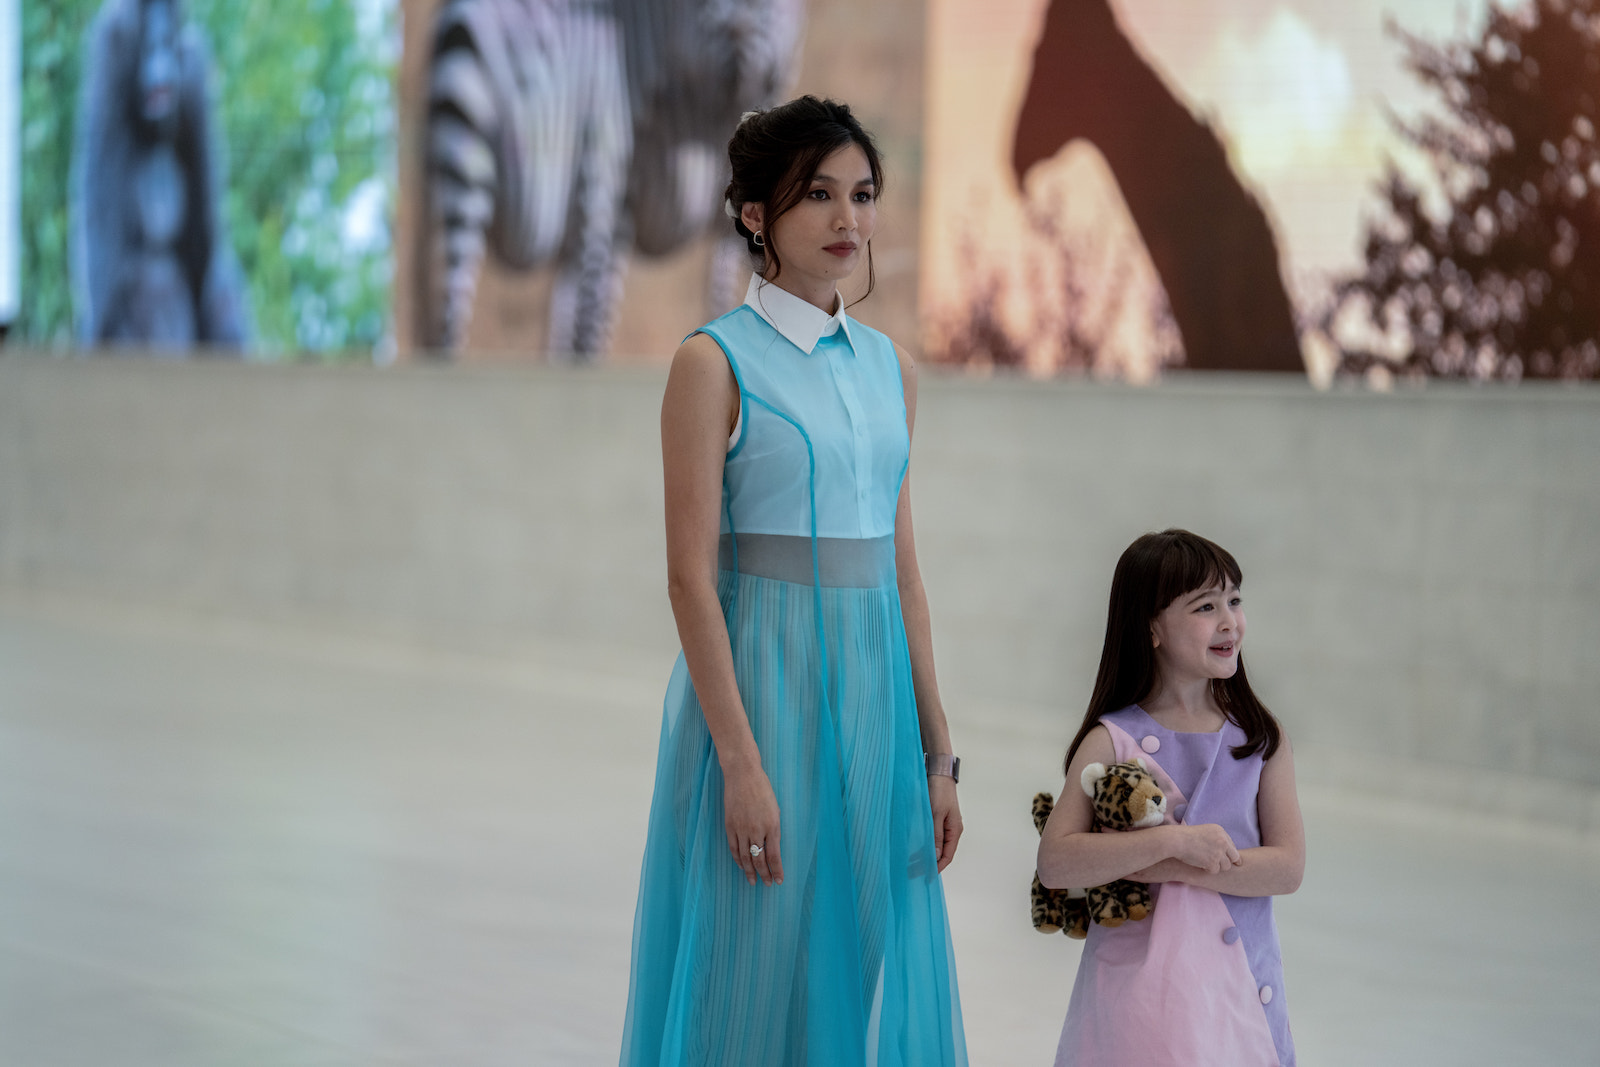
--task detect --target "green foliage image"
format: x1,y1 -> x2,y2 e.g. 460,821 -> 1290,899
19,0 -> 397,357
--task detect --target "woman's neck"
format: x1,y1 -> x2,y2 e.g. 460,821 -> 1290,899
761,268 -> 840,314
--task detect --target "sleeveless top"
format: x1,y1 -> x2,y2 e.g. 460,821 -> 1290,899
1056,706 -> 1294,1066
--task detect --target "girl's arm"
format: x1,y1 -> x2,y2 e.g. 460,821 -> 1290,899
1038,725 -> 1244,889
892,344 -> 962,872
1127,734 -> 1305,896
662,334 -> 782,888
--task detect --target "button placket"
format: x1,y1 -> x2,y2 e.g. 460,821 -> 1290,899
825,342 -> 873,534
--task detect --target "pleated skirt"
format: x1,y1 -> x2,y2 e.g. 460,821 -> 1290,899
620,569 -> 967,1067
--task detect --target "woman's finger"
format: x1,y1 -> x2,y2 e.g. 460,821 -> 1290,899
936,814 -> 958,871
751,840 -> 776,885
730,836 -> 757,885
763,827 -> 784,885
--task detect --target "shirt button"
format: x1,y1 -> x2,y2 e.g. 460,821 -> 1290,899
1140,735 -> 1160,754
1222,927 -> 1240,945
1259,985 -> 1273,1005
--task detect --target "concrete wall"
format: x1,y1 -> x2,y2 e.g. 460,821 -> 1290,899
2,356 -> 1596,799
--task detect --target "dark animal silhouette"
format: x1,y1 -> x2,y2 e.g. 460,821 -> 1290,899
72,0 -> 249,351
1012,0 -> 1302,372
419,0 -> 802,359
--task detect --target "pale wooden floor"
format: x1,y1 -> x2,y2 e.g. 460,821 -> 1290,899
0,596 -> 1595,1066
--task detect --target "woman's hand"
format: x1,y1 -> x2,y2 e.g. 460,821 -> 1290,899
1169,823 -> 1243,874
724,764 -> 783,886
929,774 -> 963,871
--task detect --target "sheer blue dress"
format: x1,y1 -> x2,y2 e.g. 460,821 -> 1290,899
620,285 -> 967,1067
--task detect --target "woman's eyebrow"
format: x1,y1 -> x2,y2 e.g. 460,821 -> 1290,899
810,173 -> 875,187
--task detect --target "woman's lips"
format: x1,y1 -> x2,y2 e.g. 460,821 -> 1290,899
824,243 -> 857,257
1209,642 -> 1236,655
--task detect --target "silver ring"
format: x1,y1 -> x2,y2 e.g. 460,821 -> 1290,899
749,843 -> 763,858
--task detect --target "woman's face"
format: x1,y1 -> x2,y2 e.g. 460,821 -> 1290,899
761,143 -> 878,288
1149,580 -> 1246,686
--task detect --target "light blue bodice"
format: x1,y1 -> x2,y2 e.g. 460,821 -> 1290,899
697,305 -> 909,548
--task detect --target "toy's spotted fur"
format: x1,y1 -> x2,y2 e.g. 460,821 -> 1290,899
1030,759 -> 1167,938
1030,792 -> 1087,938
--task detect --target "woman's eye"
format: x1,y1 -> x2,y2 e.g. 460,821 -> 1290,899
808,189 -> 828,200
854,191 -> 873,202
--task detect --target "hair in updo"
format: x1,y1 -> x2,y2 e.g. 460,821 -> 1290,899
725,95 -> 883,301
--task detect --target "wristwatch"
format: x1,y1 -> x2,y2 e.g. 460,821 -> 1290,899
924,753 -> 960,784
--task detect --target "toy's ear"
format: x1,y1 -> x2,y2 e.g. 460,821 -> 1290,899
1080,762 -> 1108,797
1133,757 -> 1148,772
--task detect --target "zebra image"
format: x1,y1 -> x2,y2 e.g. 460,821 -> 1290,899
420,0 -> 805,360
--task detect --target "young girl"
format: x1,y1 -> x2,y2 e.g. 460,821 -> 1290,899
1037,529 -> 1304,1066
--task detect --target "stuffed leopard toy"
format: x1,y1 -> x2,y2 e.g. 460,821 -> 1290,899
1031,758 -> 1168,938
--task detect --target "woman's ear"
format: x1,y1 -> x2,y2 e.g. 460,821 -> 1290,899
740,202 -> 764,235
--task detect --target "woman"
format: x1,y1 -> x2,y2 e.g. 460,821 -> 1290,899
621,96 -> 968,1066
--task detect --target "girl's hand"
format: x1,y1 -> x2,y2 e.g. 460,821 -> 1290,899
1170,823 -> 1242,874
724,764 -> 783,886
929,774 -> 963,871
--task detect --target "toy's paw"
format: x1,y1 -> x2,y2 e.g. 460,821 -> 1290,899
1030,874 -> 1064,934
1031,792 -> 1055,834
1064,893 -> 1089,939
1086,879 -> 1154,928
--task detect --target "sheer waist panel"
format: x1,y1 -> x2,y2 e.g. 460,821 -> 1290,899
719,533 -> 897,589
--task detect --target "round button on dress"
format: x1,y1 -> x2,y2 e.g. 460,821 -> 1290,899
1139,734 -> 1161,754
1222,927 -> 1240,945
1259,985 -> 1274,1005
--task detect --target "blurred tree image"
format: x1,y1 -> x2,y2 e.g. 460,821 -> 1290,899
1325,0 -> 1600,381
18,0 -> 395,356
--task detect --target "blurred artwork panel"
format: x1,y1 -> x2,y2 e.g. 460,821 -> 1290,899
395,0 -> 927,363
1,0 -> 17,332
18,0 -> 399,358
921,0 -> 1596,382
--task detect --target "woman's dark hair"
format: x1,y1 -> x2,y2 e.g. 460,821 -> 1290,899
1062,529 -> 1282,774
725,95 -> 883,303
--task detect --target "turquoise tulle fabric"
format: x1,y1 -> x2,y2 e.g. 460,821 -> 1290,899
620,302 -> 967,1066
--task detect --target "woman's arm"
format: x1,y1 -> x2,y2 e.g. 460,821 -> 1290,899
1128,734 -> 1305,897
1038,725 -> 1244,889
662,334 -> 782,887
891,344 -> 962,871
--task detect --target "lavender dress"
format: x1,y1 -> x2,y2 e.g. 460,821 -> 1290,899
1055,705 -> 1295,1066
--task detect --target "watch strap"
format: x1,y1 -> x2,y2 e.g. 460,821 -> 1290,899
924,752 -> 960,784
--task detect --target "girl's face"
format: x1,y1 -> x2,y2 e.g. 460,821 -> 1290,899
762,143 -> 878,288
1150,580 -> 1246,685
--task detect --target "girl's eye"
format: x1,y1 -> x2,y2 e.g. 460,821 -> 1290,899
1230,597 -> 1243,607
1195,603 -> 1212,612
853,191 -> 874,202
808,189 -> 829,200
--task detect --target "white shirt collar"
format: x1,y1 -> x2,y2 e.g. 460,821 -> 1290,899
743,274 -> 854,355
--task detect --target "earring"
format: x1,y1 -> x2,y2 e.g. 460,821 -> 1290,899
753,231 -> 764,248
